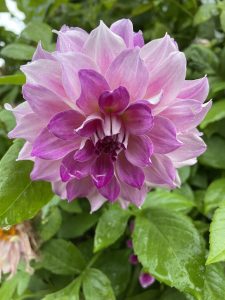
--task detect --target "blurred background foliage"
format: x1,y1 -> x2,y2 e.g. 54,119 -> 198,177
1,0 -> 225,299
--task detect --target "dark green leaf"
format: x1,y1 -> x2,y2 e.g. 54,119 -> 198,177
204,178 -> 225,214
201,100 -> 225,129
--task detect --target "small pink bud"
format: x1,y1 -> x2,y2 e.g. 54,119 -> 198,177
139,272 -> 155,288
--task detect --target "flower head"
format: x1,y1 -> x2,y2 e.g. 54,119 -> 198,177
7,19 -> 211,211
0,223 -> 36,280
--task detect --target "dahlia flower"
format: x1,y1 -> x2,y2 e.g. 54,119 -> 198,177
7,19 -> 211,211
0,223 -> 36,279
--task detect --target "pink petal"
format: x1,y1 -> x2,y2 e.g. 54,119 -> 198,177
75,114 -> 103,137
99,176 -> 120,202
103,115 -> 121,136
52,181 -> 67,199
91,154 -> 114,188
146,52 -> 186,114
99,86 -> 129,114
140,33 -> 178,71
139,273 -> 155,288
117,152 -> 145,189
119,180 -> 147,207
144,154 -> 177,188
31,158 -> 61,181
133,31 -> 144,47
8,113 -> 44,142
17,142 -> 33,161
76,69 -> 110,114
56,26 -> 88,52
148,116 -> 182,154
22,83 -> 69,120
73,140 -> 95,162
106,48 -> 149,101
110,19 -> 134,48
88,189 -> 107,213
47,110 -> 85,140
32,42 -> 53,61
83,21 -> 126,74
178,76 -> 209,103
125,135 -> 153,167
55,52 -> 99,100
32,128 -> 77,160
66,177 -> 94,201
122,103 -> 153,135
167,130 -> 206,167
5,102 -> 32,122
21,59 -> 66,98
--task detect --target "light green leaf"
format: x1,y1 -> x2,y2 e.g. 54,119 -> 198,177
0,74 -> 26,85
83,268 -> 116,300
0,0 -> 8,12
204,178 -> 225,214
194,4 -> 218,26
0,139 -> 53,226
0,109 -> 15,132
203,263 -> 225,299
133,208 -> 205,298
43,276 -> 81,300
199,136 -> 225,169
207,202 -> 225,264
94,204 -> 130,252
41,239 -> 86,275
21,21 -> 52,47
201,100 -> 225,129
143,189 -> 195,213
59,199 -> 82,213
220,10 -> 225,32
1,43 -> 35,60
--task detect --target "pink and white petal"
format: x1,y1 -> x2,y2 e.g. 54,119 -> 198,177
56,26 -> 88,52
21,59 -> 66,98
32,128 -> 77,160
31,158 -> 61,181
148,116 -> 182,154
99,175 -> 120,202
167,131 -> 206,166
110,19 -> 134,48
4,102 -> 32,122
8,113 -> 45,142
73,139 -> 95,162
17,142 -> 33,161
22,83 -> 69,120
140,33 -> 178,72
32,42 -> 54,61
99,86 -> 130,114
117,152 -> 145,189
83,21 -> 126,74
122,103 -> 153,135
144,154 -> 177,189
66,177 -> 94,201
103,115 -> 121,136
75,114 -> 103,137
187,100 -> 212,130
52,181 -> 67,199
91,154 -> 114,188
133,31 -> 144,47
47,110 -> 85,140
76,69 -> 109,114
125,135 -> 153,167
146,52 -> 186,114
106,48 -> 149,101
55,52 -> 99,101
88,189 -> 107,213
119,180 -> 148,207
178,76 -> 209,103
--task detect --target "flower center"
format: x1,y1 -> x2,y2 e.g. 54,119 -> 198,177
95,135 -> 124,161
0,226 -> 17,241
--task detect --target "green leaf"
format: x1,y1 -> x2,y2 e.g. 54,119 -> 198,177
0,273 -> 19,300
41,239 -> 86,275
207,202 -> 225,264
59,199 -> 82,213
143,189 -> 195,213
95,249 -> 131,295
0,109 -> 16,132
204,178 -> 225,214
133,208 -> 205,298
201,100 -> 225,129
21,21 -> 52,47
94,204 -> 130,252
37,206 -> 62,242
199,136 -> 225,169
83,268 -> 116,300
126,290 -> 160,300
203,263 -> 225,299
43,276 -> 81,300
194,4 -> 218,26
160,288 -> 188,300
0,0 -> 8,12
0,74 -> 26,85
1,43 -> 35,60
220,10 -> 225,32
0,139 -> 53,226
